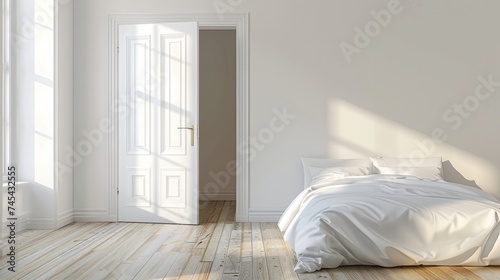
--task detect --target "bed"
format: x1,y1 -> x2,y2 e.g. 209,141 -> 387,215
278,157 -> 500,273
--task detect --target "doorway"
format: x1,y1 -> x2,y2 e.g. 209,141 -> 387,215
109,14 -> 249,223
199,30 -> 237,209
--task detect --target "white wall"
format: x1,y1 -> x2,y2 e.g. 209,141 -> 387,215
199,30 -> 236,201
74,0 -> 500,222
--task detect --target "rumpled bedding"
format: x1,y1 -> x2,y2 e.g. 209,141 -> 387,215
278,175 -> 500,273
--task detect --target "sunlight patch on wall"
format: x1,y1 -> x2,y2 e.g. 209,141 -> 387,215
328,98 -> 430,158
33,0 -> 55,188
327,98 -> 500,198
34,82 -> 54,187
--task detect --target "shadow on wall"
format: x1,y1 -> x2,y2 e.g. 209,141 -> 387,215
443,160 -> 480,189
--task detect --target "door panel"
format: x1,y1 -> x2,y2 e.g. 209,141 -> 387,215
126,35 -> 151,155
160,34 -> 187,155
118,22 -> 198,224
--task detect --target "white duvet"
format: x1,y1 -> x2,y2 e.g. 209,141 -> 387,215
278,175 -> 500,273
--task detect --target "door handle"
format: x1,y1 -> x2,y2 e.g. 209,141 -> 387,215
177,125 -> 194,146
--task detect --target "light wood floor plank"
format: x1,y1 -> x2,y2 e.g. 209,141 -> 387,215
207,224 -> 233,280
425,266 -> 483,280
87,225 -> 163,280
207,201 -> 225,223
465,266 -> 500,280
333,266 -> 425,280
1,223 -> 119,280
225,203 -> 236,223
20,223 -> 132,280
251,223 -> 270,280
221,274 -> 239,280
163,252 -> 191,280
1,222 -> 87,256
192,201 -> 225,260
192,262 -> 212,280
261,222 -> 286,279
239,222 -> 253,280
178,255 -> 202,280
48,223 -> 151,280
328,266 -> 379,280
119,224 -> 180,280
0,222 -> 103,276
266,223 -> 299,280
201,201 -> 230,261
132,225 -> 190,280
408,266 -> 448,279
2,201 -> 500,280
223,222 -> 241,275
187,224 -> 206,244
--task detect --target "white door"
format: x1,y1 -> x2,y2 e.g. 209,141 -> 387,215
118,22 -> 199,224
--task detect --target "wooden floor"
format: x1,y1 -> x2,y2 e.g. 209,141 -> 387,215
1,201 -> 499,280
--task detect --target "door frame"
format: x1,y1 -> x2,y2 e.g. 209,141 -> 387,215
108,13 -> 250,222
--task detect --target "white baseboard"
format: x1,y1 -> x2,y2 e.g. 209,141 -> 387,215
73,208 -> 117,222
2,213 -> 28,238
235,214 -> 249,222
73,216 -> 117,222
27,217 -> 56,230
200,192 -> 236,201
58,209 -> 74,228
248,208 -> 284,222
3,210 -> 73,232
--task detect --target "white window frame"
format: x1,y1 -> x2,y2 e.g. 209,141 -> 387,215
2,0 -> 10,182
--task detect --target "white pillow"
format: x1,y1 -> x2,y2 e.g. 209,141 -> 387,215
301,158 -> 373,188
309,166 -> 372,187
370,157 -> 444,180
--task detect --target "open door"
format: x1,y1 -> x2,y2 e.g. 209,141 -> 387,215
118,22 -> 199,224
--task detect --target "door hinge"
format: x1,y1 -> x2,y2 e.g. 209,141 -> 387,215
117,188 -> 120,195
117,46 -> 120,53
